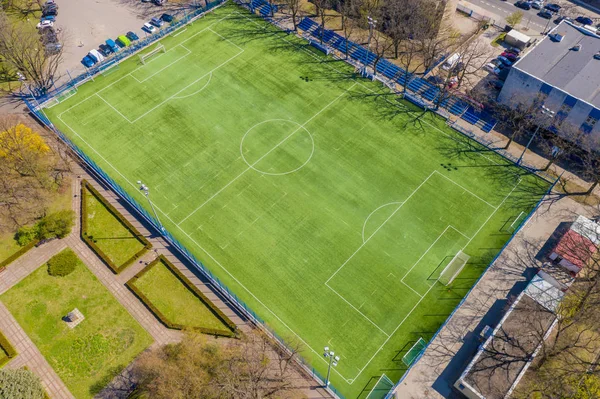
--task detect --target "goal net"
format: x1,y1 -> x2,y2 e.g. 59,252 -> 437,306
402,337 -> 427,367
438,250 -> 470,286
365,374 -> 395,399
44,87 -> 77,109
139,44 -> 166,65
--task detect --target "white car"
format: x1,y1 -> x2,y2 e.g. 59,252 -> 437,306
142,23 -> 156,34
36,20 -> 54,29
531,1 -> 543,9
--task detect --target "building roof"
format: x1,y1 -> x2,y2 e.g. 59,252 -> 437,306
506,29 -> 531,44
514,22 -> 600,108
553,229 -> 597,269
524,274 -> 565,312
461,293 -> 557,399
571,215 -> 600,245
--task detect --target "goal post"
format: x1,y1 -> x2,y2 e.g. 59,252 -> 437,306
366,374 -> 395,399
44,86 -> 77,109
402,337 -> 427,367
438,250 -> 470,286
139,44 -> 166,65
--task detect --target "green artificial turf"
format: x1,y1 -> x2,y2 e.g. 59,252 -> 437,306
45,5 -> 548,397
131,258 -> 231,331
83,185 -> 146,268
0,249 -> 153,398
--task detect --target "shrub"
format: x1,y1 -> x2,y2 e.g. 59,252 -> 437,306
37,210 -> 75,240
47,249 -> 78,277
0,369 -> 45,399
14,225 -> 39,246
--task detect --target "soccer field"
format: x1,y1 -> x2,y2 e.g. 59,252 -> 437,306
45,5 -> 546,397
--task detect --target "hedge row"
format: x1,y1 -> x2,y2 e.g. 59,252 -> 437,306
81,180 -> 152,274
126,255 -> 238,338
0,240 -> 39,269
0,331 -> 17,368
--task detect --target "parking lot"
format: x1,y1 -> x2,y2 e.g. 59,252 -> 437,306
49,0 -> 158,81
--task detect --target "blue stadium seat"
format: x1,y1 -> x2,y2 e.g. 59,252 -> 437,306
461,106 -> 480,125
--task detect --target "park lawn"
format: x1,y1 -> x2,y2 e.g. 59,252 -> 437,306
0,249 -> 153,398
132,258 -> 230,331
0,177 -> 72,264
83,185 -> 146,268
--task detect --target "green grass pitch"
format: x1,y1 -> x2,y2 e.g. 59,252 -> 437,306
45,4 -> 547,397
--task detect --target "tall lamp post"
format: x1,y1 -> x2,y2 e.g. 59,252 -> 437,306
517,105 -> 555,165
137,181 -> 165,233
363,16 -> 377,75
323,346 -> 340,388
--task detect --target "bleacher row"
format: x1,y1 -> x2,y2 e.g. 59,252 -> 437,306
297,17 -> 497,133
250,0 -> 277,16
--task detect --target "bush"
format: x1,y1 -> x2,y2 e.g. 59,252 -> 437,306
14,225 -> 39,246
37,210 -> 74,240
0,369 -> 45,399
47,249 -> 78,277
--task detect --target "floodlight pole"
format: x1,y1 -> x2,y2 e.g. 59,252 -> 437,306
137,181 -> 165,234
362,16 -> 376,76
323,346 -> 340,388
517,106 -> 555,165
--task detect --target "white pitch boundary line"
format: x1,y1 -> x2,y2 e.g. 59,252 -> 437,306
130,45 -> 193,83
400,225 -> 452,284
433,170 -> 498,209
95,93 -> 133,123
325,171 -> 436,285
176,82 -> 357,226
324,283 -> 391,337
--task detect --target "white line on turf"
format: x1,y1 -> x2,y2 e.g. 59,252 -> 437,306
400,225 -> 453,284
433,170 -> 498,209
95,93 -> 133,123
361,201 -> 403,243
131,45 -> 192,83
171,73 -> 213,100
176,83 -> 357,226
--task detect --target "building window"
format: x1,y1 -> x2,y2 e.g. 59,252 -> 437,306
556,103 -> 572,124
585,116 -> 598,127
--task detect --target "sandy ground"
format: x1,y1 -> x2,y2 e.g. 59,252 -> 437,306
53,0 -> 155,80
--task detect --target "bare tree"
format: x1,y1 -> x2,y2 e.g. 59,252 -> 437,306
284,0 -> 302,31
0,12 -> 64,95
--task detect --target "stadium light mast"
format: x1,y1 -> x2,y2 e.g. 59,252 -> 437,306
517,105 -> 555,165
137,181 -> 165,234
363,16 -> 377,75
323,346 -> 340,388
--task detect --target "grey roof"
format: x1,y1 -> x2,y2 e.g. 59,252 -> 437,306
514,22 -> 600,108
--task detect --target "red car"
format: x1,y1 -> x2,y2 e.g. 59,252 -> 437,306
501,51 -> 518,62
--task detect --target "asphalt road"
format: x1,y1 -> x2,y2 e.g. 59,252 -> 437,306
469,0 -> 560,31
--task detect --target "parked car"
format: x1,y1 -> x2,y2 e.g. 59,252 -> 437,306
427,75 -> 445,85
36,19 -> 53,29
126,31 -> 139,41
497,56 -> 513,66
488,80 -> 504,90
40,15 -> 55,22
538,10 -> 553,19
105,38 -> 119,52
532,1 -> 542,9
42,8 -> 57,16
161,13 -> 174,22
98,44 -> 111,57
485,59 -> 503,72
554,15 -> 572,23
81,55 -> 96,68
576,16 -> 594,25
142,22 -> 156,33
154,0 -> 167,5
500,51 -> 518,62
515,1 -> 531,10
545,3 -> 561,12
116,35 -> 131,47
88,49 -> 105,63
39,27 -> 58,44
150,17 -> 164,27
45,42 -> 62,55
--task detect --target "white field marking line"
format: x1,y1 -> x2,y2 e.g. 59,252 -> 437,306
325,171 -> 436,285
176,83 -> 357,226
57,14 -> 233,120
208,27 -> 244,52
433,170 -> 498,209
131,46 -> 192,83
57,25 -> 354,386
400,225 -> 452,284
171,27 -> 187,37
400,280 -> 424,299
449,224 -> 473,240
95,93 -> 133,123
361,201 -> 403,244
172,72 -> 212,100
324,283 -> 390,337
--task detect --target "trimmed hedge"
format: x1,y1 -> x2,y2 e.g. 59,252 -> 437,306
47,249 -> 78,277
0,331 -> 17,368
126,255 -> 238,338
81,180 -> 152,274
0,240 -> 39,269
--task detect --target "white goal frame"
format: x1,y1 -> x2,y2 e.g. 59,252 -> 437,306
438,250 -> 470,286
366,373 -> 394,399
139,44 -> 166,65
44,87 -> 78,109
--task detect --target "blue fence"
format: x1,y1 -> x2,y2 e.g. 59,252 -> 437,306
27,3 -> 559,399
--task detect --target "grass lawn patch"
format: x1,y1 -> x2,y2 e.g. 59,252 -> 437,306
127,255 -> 236,337
0,248 -> 153,398
81,181 -> 151,273
491,32 -> 506,47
